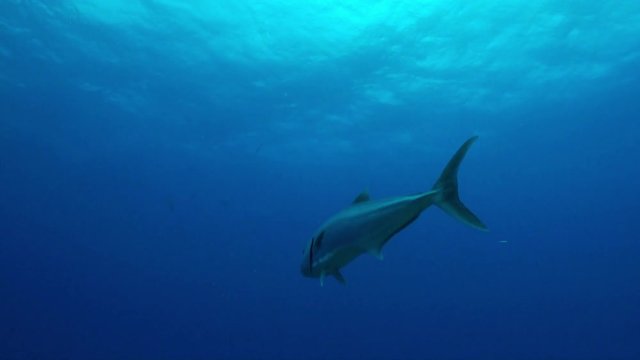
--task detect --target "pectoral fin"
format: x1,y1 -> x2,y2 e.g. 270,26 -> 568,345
332,270 -> 346,285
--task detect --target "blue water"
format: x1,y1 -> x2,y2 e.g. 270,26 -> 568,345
2,1 -> 640,359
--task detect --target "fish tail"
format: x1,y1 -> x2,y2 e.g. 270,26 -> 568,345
431,136 -> 488,231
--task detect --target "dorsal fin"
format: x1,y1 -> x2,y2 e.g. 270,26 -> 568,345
352,191 -> 370,204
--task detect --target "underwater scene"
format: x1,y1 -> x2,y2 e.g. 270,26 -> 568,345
1,1 -> 640,359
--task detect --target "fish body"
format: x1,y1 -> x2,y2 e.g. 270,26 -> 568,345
300,137 -> 488,284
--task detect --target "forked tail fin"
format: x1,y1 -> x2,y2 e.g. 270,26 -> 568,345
431,136 -> 488,231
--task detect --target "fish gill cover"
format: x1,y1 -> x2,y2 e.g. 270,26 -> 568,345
1,1 -> 640,360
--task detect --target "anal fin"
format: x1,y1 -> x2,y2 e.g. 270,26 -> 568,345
368,247 -> 384,260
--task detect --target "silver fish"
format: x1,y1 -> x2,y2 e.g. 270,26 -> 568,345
300,136 -> 488,285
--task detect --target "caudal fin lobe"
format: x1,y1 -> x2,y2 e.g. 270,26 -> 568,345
431,136 -> 488,231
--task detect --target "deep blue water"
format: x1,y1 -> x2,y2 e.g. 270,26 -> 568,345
2,1 -> 640,359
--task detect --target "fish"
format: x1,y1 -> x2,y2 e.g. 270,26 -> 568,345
300,136 -> 488,285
